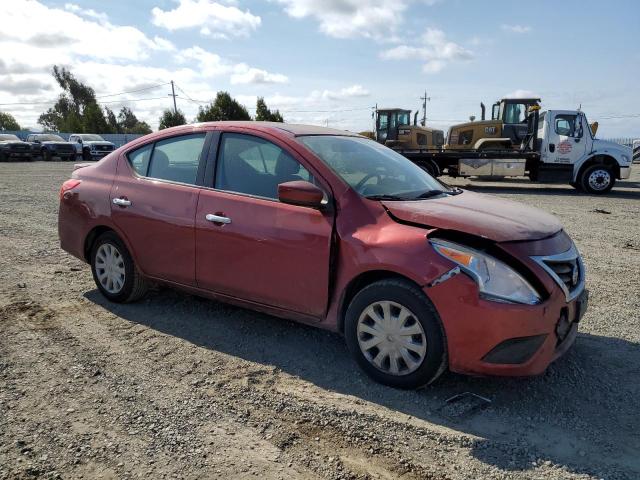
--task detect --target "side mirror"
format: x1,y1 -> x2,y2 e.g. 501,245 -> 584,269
278,180 -> 325,209
77,139 -> 82,144
34,139 -> 41,144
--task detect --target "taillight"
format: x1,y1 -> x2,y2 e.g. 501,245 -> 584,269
59,179 -> 81,200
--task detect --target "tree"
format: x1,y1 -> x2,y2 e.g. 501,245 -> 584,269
196,92 -> 251,122
0,111 -> 21,131
105,107 -> 119,133
255,97 -> 283,122
158,109 -> 187,130
38,65 -> 111,133
117,107 -> 152,134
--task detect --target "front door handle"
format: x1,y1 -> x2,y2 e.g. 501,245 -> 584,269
112,198 -> 131,207
205,213 -> 231,224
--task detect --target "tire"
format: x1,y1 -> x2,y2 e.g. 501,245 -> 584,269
43,149 -> 52,162
90,231 -> 149,303
82,149 -> 92,161
418,161 -> 440,178
344,279 -> 447,389
579,164 -> 615,194
0,152 -> 6,162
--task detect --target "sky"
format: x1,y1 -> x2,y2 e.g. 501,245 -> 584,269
0,0 -> 639,138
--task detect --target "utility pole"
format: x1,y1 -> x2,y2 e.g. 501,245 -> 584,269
420,90 -> 430,126
169,80 -> 178,114
372,103 -> 377,134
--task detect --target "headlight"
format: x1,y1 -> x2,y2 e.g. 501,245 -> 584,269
621,154 -> 630,164
430,238 -> 541,305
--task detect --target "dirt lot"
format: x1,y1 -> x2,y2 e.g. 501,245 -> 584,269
1,162 -> 639,480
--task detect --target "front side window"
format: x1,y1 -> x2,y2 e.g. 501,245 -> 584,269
147,133 -> 206,184
215,133 -> 313,200
299,135 -> 447,199
555,115 -> 581,137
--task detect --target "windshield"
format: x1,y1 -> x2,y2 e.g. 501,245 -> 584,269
79,134 -> 104,141
36,134 -> 65,142
299,135 -> 450,199
0,134 -> 20,141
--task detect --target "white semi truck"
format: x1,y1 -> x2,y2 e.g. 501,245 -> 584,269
393,108 -> 633,194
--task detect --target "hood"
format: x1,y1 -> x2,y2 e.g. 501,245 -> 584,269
592,138 -> 632,157
382,190 -> 562,242
43,141 -> 73,145
84,141 -> 114,146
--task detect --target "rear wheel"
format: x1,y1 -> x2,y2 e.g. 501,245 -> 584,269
580,164 -> 615,194
90,232 -> 148,303
344,279 -> 447,389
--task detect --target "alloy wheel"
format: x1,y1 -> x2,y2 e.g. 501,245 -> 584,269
587,168 -> 611,191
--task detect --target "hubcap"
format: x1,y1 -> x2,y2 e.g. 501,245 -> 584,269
588,169 -> 611,191
95,243 -> 125,294
357,301 -> 427,376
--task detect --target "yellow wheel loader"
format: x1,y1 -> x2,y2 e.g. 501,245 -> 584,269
445,97 -> 541,151
375,108 -> 445,151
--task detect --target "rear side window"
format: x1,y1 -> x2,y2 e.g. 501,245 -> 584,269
126,134 -> 206,185
127,143 -> 153,175
147,134 -> 206,184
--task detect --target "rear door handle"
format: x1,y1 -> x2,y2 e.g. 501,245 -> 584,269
206,214 -> 231,224
112,198 -> 131,207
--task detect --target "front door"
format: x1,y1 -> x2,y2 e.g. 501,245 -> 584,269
547,112 -> 587,165
195,132 -> 334,318
110,132 -> 208,286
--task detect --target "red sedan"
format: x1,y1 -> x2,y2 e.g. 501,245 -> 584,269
58,122 -> 587,388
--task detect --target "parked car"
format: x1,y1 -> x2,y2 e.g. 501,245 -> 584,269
26,133 -> 76,161
69,133 -> 115,161
0,134 -> 33,161
58,122 -> 588,388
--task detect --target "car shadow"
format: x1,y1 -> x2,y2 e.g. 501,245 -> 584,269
85,288 -> 640,478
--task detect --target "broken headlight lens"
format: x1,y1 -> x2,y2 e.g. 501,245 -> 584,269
430,239 -> 541,305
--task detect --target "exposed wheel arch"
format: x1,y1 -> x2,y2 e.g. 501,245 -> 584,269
337,270 -> 427,334
83,225 -> 116,262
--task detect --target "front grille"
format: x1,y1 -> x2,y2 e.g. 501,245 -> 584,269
96,145 -> 113,151
532,244 -> 584,301
57,145 -> 74,152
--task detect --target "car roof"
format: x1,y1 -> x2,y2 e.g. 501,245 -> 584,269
191,121 -> 362,137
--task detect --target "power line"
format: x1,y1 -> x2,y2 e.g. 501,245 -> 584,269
95,82 -> 170,99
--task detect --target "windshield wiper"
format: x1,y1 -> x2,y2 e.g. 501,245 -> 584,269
364,194 -> 410,201
414,188 -> 464,199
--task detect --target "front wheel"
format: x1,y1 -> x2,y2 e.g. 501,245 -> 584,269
82,149 -> 92,161
580,164 -> 615,194
90,232 -> 149,303
344,279 -> 447,389
43,149 -> 52,161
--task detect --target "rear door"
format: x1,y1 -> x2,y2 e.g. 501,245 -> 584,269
110,131 -> 209,286
194,131 -> 334,318
547,112 -> 587,165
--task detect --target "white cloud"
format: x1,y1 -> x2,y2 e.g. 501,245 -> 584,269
501,24 -> 532,34
64,3 -> 109,24
230,67 -> 288,85
311,84 -> 370,100
503,89 -> 540,99
151,0 -> 261,39
0,1 -> 174,63
178,46 -> 288,84
380,28 -> 473,74
275,0 -> 407,40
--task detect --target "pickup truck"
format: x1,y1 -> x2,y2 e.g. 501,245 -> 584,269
26,134 -> 76,161
69,134 -> 115,161
0,134 -> 33,161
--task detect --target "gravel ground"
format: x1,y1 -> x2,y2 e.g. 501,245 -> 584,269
0,162 -> 639,480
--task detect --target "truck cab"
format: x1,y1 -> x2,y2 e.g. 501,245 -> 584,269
536,110 -> 633,193
375,108 -> 444,151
